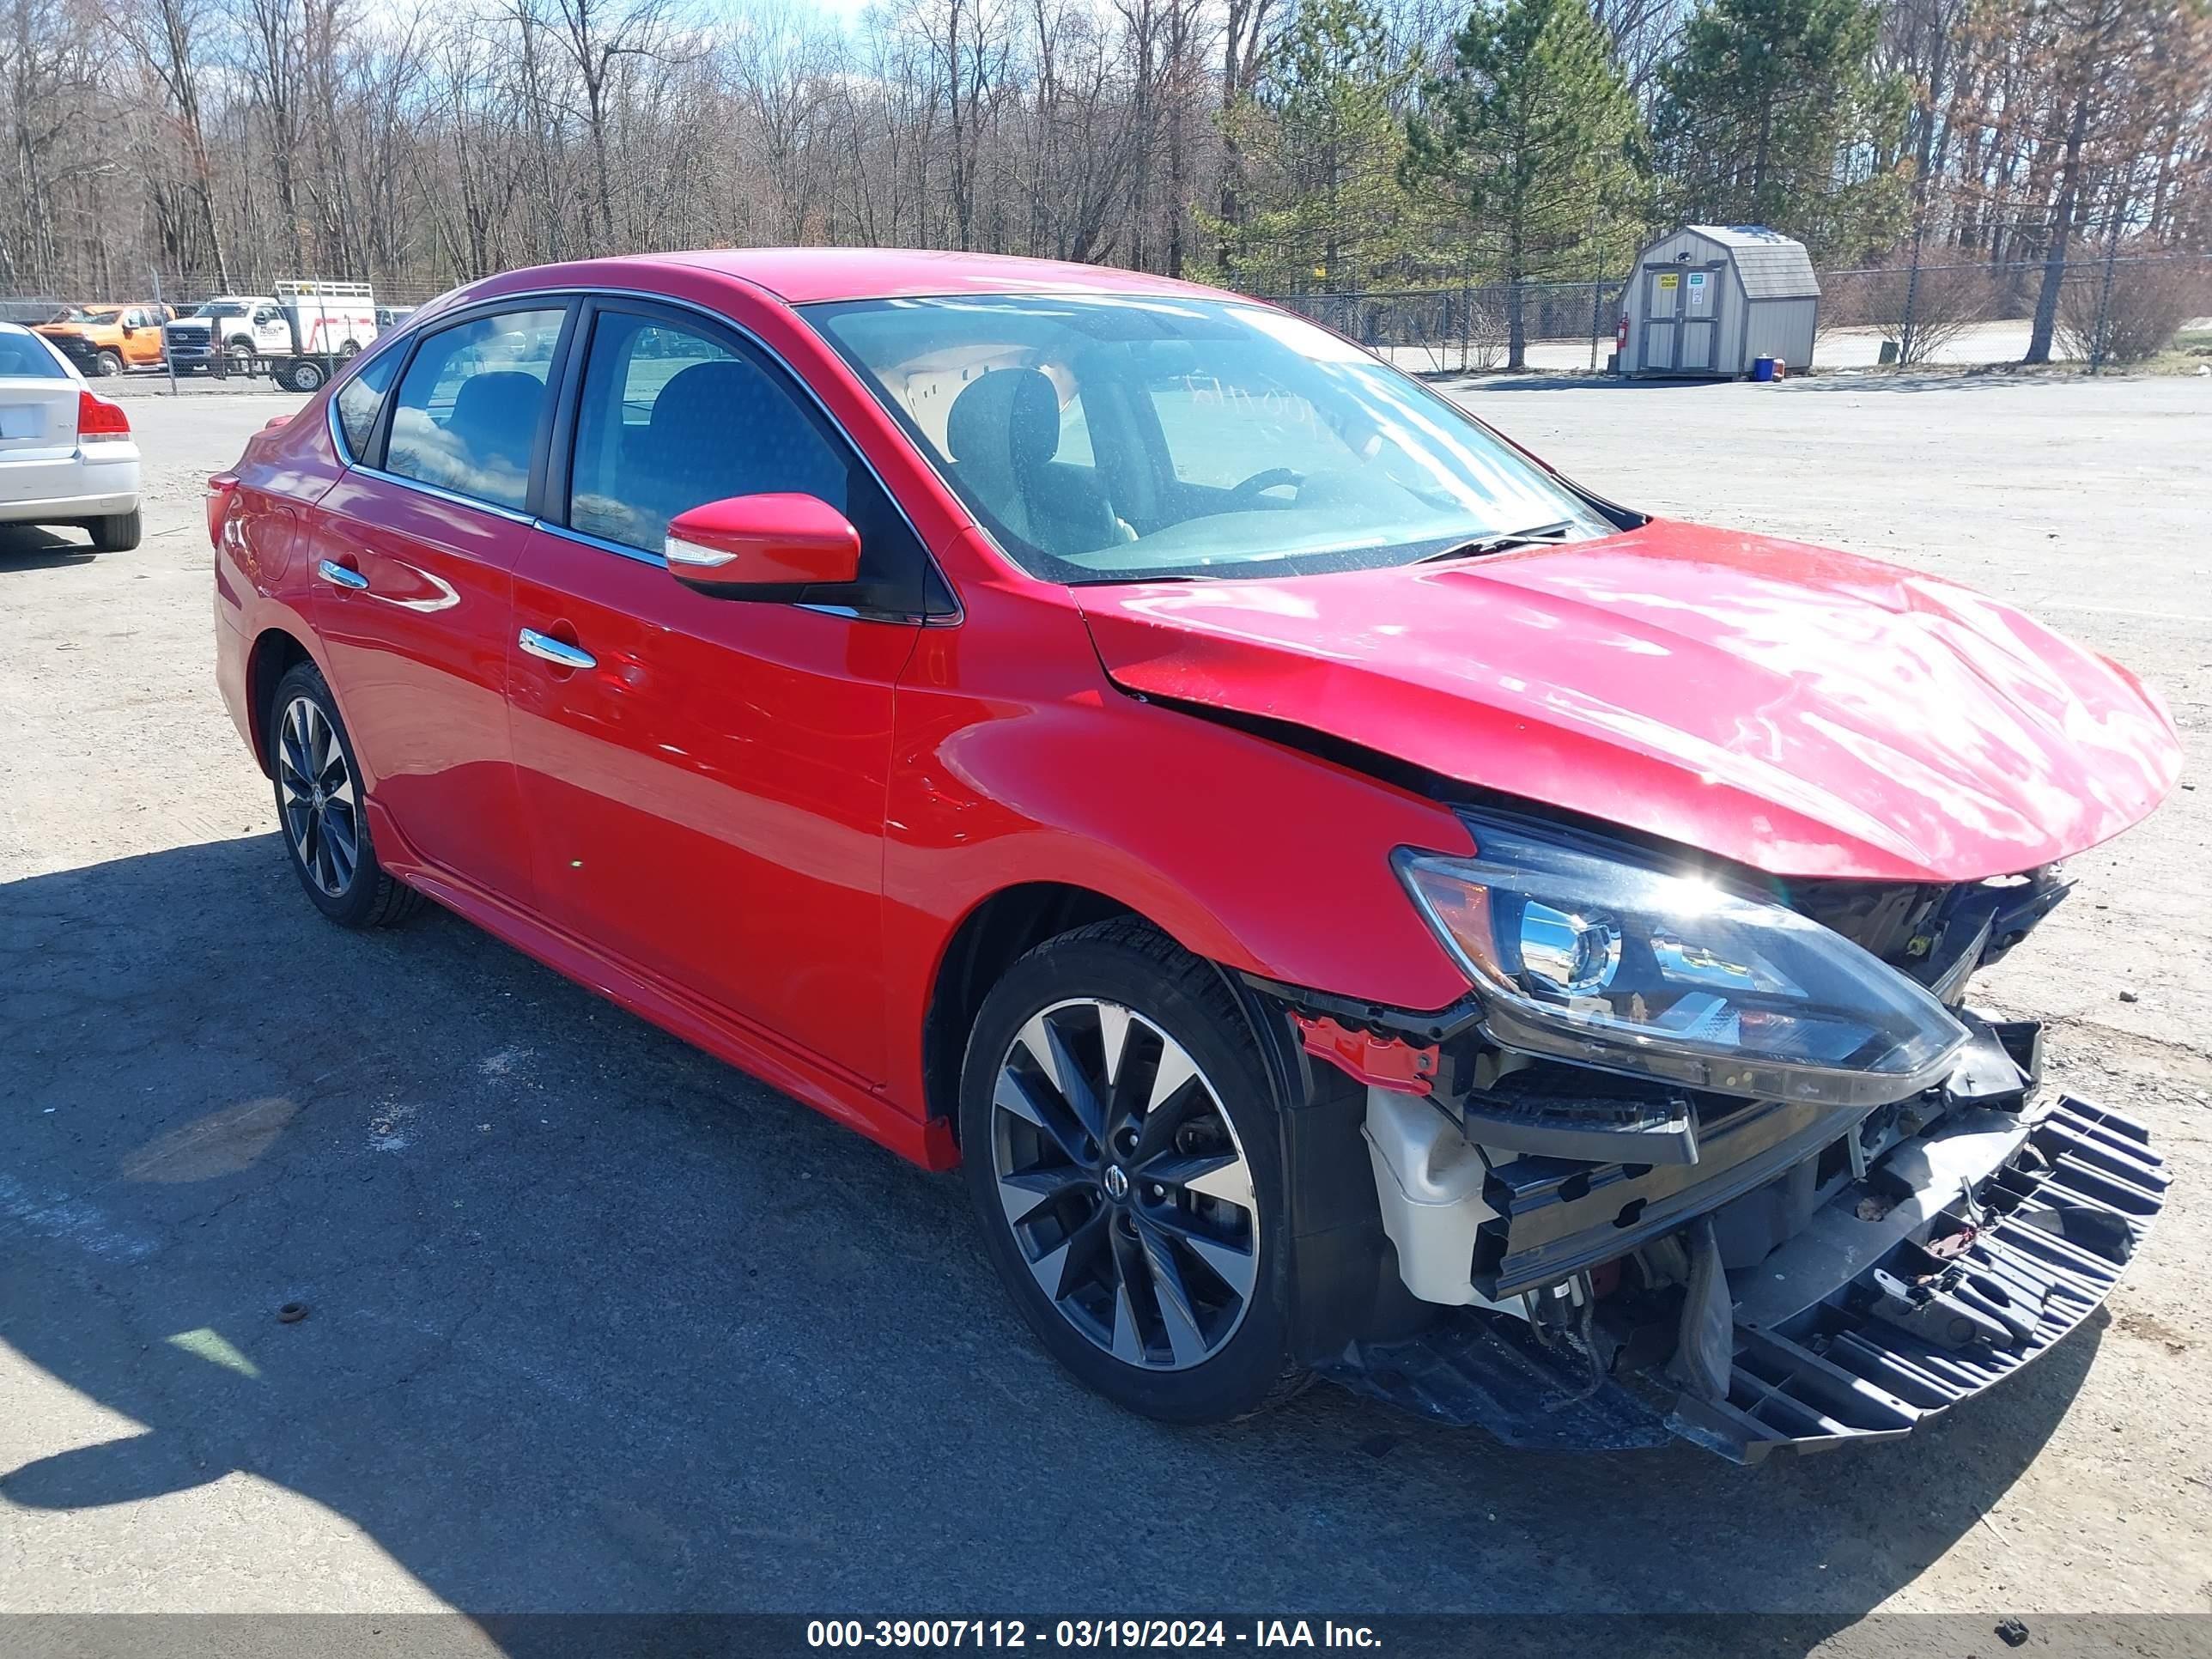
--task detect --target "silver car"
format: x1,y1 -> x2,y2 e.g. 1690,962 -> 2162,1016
0,323 -> 140,551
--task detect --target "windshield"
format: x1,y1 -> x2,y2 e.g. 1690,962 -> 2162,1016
805,293 -> 1614,583
193,302 -> 246,319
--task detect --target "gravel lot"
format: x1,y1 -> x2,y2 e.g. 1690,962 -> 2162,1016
3,371 -> 2209,1644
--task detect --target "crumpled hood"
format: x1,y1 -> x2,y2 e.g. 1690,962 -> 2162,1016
1076,520 -> 2182,882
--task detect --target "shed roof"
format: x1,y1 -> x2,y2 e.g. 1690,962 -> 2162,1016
1686,225 -> 1820,301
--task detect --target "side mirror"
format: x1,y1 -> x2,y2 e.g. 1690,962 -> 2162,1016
665,494 -> 860,596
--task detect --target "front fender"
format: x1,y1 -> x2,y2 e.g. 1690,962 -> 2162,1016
879,582 -> 1476,1120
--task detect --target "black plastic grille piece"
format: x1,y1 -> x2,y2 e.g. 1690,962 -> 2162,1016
1670,1096 -> 2166,1461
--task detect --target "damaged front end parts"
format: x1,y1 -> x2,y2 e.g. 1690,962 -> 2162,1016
1264,811 -> 2167,1462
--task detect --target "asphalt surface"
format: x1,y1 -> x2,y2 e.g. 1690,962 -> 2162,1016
3,374 -> 2209,1643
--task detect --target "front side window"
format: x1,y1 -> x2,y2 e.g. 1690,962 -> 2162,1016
806,293 -> 1613,584
384,307 -> 566,511
566,311 -> 848,552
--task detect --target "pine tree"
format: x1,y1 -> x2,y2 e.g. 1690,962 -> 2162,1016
1198,0 -> 1429,291
1404,0 -> 1648,368
1655,0 -> 1909,263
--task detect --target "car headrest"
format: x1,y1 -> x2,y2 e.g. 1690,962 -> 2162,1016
648,359 -> 765,438
447,371 -> 544,466
945,368 -> 1060,474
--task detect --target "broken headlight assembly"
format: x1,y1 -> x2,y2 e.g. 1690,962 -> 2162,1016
1395,817 -> 1970,1109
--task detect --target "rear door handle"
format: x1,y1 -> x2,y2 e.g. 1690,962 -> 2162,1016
317,558 -> 368,591
519,628 -> 596,671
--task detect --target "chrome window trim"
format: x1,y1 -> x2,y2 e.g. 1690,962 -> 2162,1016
319,279 -> 961,625
347,459 -> 539,527
324,328 -> 424,468
537,518 -> 662,568
464,282 -> 961,625
532,519 -> 930,626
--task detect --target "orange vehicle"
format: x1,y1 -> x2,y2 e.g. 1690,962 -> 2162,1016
37,303 -> 174,377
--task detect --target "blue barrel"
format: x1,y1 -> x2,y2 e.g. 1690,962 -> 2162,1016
1751,356 -> 1778,382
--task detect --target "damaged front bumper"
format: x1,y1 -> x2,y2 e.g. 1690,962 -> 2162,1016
1671,1092 -> 2164,1460
1274,1000 -> 2168,1462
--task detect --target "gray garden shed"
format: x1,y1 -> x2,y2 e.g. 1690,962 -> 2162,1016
1621,225 -> 1820,378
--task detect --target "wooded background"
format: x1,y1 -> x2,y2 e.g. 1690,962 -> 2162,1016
3,0 -> 2207,362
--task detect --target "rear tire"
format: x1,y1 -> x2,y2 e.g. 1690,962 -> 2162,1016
288,359 -> 325,393
958,919 -> 1303,1424
94,349 -> 123,377
269,661 -> 422,929
82,510 -> 140,552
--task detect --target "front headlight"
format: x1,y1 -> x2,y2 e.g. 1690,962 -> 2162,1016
1395,817 -> 1968,1108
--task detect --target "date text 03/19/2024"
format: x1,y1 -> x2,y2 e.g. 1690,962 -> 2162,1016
805,1620 -> 1382,1649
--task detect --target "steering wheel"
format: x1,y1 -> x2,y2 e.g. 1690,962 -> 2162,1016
1227,466 -> 1306,504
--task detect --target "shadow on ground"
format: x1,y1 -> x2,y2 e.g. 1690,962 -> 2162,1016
0,523 -> 96,568
1,836 -> 2104,1645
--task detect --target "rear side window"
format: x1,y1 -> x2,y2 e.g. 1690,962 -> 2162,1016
0,331 -> 66,379
335,347 -> 402,459
384,307 -> 566,511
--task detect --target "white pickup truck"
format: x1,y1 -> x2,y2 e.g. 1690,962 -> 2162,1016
162,282 -> 379,389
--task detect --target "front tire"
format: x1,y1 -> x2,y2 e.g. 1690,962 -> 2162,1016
959,920 -> 1300,1423
94,349 -> 123,377
269,662 -> 422,928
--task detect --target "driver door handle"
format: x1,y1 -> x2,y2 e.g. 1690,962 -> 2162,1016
316,558 -> 368,591
519,628 -> 596,671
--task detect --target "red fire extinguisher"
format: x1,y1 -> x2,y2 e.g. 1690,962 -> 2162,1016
1616,314 -> 1630,354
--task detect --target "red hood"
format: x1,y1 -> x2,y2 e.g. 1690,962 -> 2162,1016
1076,521 -> 2182,882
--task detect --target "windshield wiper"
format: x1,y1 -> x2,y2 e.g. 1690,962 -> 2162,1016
1413,520 -> 1578,564
1064,571 -> 1208,586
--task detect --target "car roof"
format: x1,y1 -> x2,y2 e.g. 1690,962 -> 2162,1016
602,247 -> 1227,307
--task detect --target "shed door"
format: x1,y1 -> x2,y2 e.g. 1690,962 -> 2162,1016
1639,268 -> 1681,371
1678,265 -> 1723,372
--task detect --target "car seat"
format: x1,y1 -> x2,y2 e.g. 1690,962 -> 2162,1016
944,367 -> 1118,557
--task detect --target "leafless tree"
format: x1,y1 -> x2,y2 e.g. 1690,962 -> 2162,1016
0,0 -> 2197,319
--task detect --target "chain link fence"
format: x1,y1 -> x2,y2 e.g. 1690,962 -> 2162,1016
1254,279 -> 1632,374
1255,252 -> 2212,375
0,270 -> 451,325
3,253 -> 2204,377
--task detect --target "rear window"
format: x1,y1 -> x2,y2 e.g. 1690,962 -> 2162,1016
335,346 -> 402,459
383,307 -> 566,510
0,331 -> 66,379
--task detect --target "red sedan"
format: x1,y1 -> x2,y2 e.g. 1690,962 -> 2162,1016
212,251 -> 2180,1458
